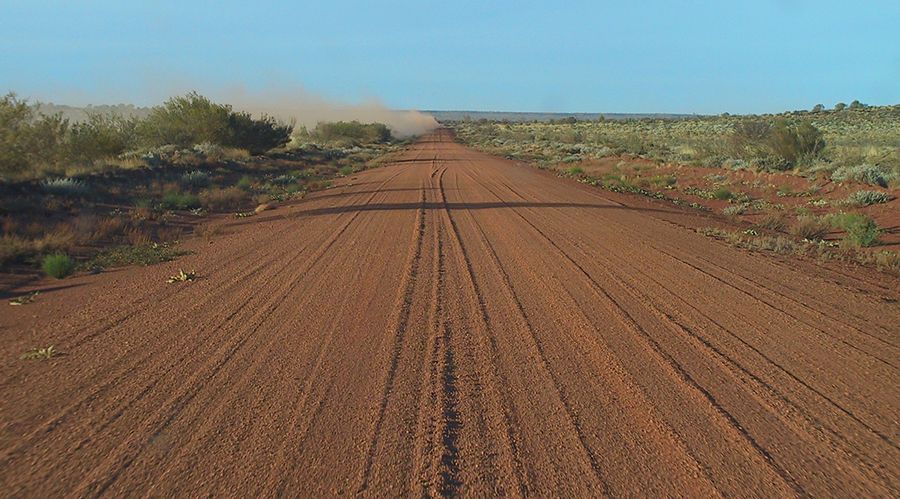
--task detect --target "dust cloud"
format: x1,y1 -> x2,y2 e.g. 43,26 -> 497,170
217,85 -> 439,138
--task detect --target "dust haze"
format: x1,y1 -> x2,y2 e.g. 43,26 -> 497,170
216,85 -> 439,138
28,82 -> 439,138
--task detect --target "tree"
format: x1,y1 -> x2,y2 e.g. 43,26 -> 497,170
834,102 -> 847,111
811,104 -> 824,113
848,100 -> 864,110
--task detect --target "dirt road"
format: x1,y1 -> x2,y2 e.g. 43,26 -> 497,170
2,129 -> 898,496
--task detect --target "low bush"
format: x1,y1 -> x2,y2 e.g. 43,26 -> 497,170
67,112 -> 135,163
766,121 -> 825,166
1,93 -> 69,177
565,166 -> 584,176
236,175 -> 254,190
180,170 -> 210,188
723,203 -> 749,216
160,190 -> 201,210
136,92 -> 292,154
730,119 -> 825,168
0,235 -> 32,266
313,121 -> 392,145
831,213 -> 880,247
647,174 -> 676,188
831,164 -> 896,187
790,216 -> 829,241
228,111 -> 292,154
42,253 -> 75,279
712,187 -> 733,200
756,212 -> 788,232
137,92 -> 233,148
199,186 -> 249,211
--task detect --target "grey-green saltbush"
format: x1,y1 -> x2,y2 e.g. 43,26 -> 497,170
844,190 -> 892,206
42,178 -> 89,196
831,164 -> 895,187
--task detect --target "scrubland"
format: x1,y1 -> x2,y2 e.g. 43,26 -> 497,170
1,92 -> 407,281
452,105 -> 900,272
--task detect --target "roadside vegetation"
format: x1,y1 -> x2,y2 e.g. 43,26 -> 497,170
452,104 -> 899,272
1,91 -> 409,280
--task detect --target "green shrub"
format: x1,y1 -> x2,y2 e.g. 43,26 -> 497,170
831,213 -> 880,247
42,253 -> 75,279
228,111 -> 292,154
338,166 -> 354,176
161,190 -> 201,210
0,93 -> 70,177
565,166 -> 584,176
137,92 -> 292,154
712,187 -> 733,200
236,175 -> 253,190
138,92 -> 233,148
67,112 -> 135,163
728,119 -> 824,169
766,120 -> 825,167
313,121 -> 392,144
647,174 -> 676,187
844,190 -> 892,206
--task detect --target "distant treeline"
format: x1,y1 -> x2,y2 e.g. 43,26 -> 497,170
426,110 -> 697,123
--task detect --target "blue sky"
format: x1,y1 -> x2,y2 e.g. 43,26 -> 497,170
1,1 -> 898,113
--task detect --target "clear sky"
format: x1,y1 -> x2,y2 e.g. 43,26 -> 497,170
1,1 -> 898,113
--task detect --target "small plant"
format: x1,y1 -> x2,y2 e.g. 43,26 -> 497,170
20,346 -> 57,360
565,166 -> 584,176
236,175 -> 254,190
843,190 -> 893,207
271,174 -> 296,185
723,203 -> 749,216
42,253 -> 75,279
199,186 -> 249,211
648,174 -> 677,188
338,166 -> 355,177
790,216 -> 829,241
712,187 -> 733,200
180,170 -> 210,188
831,213 -> 880,247
161,190 -> 201,210
756,212 -> 788,232
776,185 -> 794,197
9,291 -> 40,305
42,178 -> 89,197
167,269 -> 197,283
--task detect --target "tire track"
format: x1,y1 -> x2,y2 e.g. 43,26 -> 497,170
464,165 -> 806,495
438,166 -> 530,494
356,182 -> 428,493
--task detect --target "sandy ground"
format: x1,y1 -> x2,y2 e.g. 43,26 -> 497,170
2,130 -> 898,496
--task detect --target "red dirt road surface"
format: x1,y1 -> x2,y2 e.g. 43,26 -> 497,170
2,130 -> 899,496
